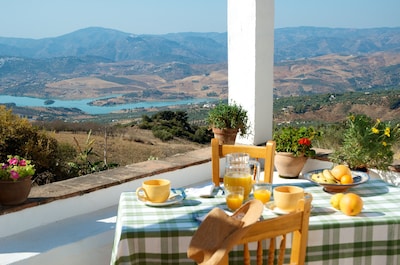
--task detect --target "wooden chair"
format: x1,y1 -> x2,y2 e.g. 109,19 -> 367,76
211,137 -> 276,184
190,196 -> 313,265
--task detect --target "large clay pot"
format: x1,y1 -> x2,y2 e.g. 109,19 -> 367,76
0,177 -> 32,205
212,128 -> 238,145
274,152 -> 308,178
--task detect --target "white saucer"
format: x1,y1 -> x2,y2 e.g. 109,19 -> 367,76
265,201 -> 294,215
265,201 -> 313,215
138,194 -> 184,207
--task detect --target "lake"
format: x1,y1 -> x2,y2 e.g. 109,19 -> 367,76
0,95 -> 212,115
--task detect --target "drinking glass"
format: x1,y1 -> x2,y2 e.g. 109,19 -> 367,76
225,186 -> 244,211
253,182 -> 272,204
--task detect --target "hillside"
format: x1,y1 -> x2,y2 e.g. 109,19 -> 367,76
273,88 -> 400,123
0,27 -> 400,123
274,52 -> 400,96
274,27 -> 400,61
51,128 -> 206,167
1,51 -> 398,104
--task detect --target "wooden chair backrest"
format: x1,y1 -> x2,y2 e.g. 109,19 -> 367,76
205,196 -> 312,265
211,138 -> 276,185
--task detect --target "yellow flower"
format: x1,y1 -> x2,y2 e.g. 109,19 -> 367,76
376,118 -> 381,123
384,127 -> 390,137
371,127 -> 379,134
382,141 -> 387,146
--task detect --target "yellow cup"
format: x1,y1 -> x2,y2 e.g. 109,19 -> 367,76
136,179 -> 171,203
273,186 -> 305,212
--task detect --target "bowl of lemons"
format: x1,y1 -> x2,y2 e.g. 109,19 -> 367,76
303,165 -> 370,193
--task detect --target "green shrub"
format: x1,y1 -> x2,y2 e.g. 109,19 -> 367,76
191,127 -> 213,144
139,110 -> 212,143
53,142 -> 79,181
152,129 -> 174,141
0,106 -> 77,184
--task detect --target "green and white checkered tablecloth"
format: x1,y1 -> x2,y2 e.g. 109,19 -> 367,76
110,179 -> 400,265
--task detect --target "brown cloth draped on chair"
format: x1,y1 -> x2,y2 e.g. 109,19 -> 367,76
188,196 -> 312,265
188,200 -> 264,265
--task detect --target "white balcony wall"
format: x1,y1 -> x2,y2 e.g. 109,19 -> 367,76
0,161 -> 212,265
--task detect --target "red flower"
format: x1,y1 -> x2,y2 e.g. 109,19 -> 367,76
10,170 -> 19,180
9,157 -> 19,165
298,138 -> 311,146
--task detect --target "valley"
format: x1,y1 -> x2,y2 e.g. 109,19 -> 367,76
0,27 -> 399,124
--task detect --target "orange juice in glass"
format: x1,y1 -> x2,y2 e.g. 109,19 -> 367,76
225,186 -> 244,211
253,182 -> 272,204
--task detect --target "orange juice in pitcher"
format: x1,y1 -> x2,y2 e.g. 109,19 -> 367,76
224,172 -> 253,199
223,153 -> 260,200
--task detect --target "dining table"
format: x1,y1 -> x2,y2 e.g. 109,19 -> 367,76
110,177 -> 400,265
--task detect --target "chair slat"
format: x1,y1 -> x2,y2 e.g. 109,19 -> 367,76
268,238 -> 275,265
211,138 -> 276,185
257,240 -> 263,265
278,235 -> 286,265
244,243 -> 250,265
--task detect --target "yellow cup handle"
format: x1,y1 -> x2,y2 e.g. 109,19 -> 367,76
136,187 -> 149,202
303,192 -> 313,209
295,192 -> 313,211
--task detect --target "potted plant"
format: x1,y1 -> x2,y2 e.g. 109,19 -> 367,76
273,126 -> 320,178
207,101 -> 249,144
330,114 -> 400,171
0,155 -> 35,205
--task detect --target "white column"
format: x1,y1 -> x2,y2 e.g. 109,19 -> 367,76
227,0 -> 274,145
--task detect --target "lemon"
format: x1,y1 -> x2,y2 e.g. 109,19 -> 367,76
330,193 -> 344,210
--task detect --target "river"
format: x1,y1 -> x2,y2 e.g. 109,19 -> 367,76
0,95 -> 212,115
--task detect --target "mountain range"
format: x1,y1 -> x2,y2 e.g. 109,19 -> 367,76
0,26 -> 399,100
0,27 -> 227,64
1,26 -> 400,63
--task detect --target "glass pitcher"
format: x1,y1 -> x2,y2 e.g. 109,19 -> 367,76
223,153 -> 260,199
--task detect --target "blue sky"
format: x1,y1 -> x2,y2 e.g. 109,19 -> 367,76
1,0 -> 399,39
278,0 -> 400,29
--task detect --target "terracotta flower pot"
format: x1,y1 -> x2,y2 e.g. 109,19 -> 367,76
0,177 -> 32,206
212,128 -> 238,145
274,152 -> 308,178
